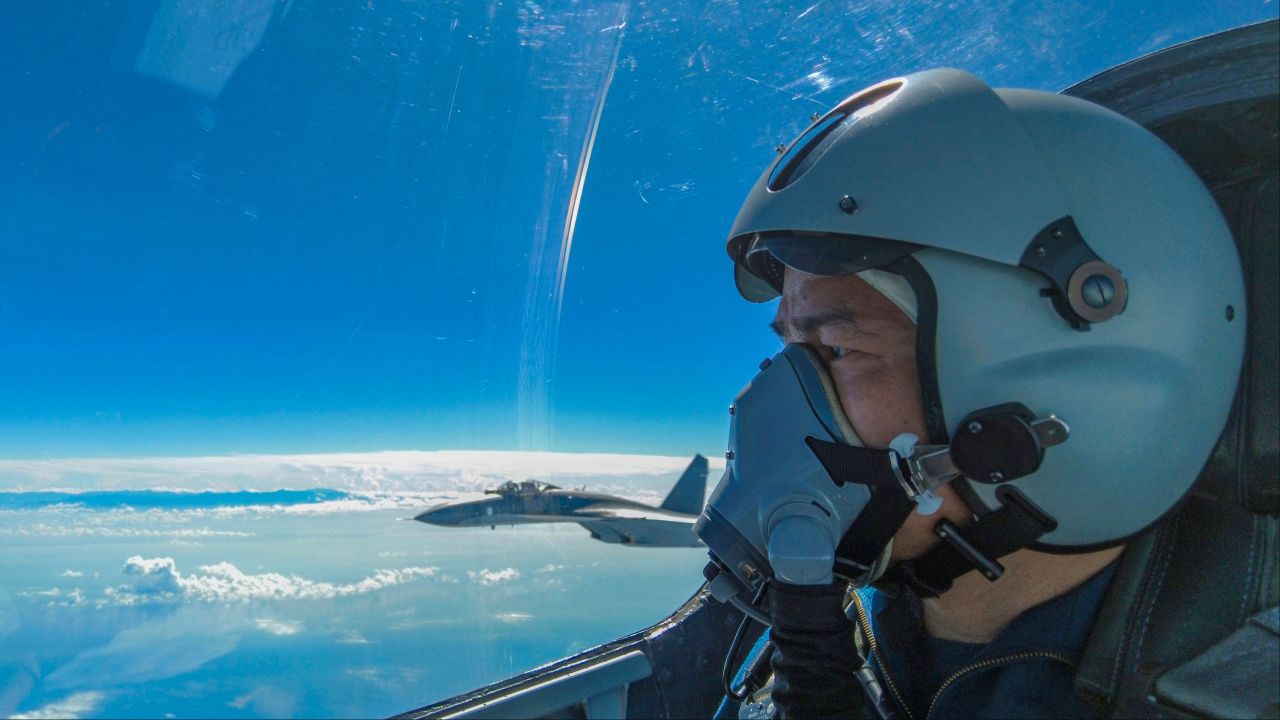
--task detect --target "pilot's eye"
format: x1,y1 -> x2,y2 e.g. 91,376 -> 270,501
829,346 -> 852,359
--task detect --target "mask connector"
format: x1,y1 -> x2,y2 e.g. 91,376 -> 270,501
888,432 -> 960,502
766,504 -> 837,585
705,561 -> 749,604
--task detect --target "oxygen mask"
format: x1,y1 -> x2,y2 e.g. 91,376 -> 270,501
693,343 -> 961,624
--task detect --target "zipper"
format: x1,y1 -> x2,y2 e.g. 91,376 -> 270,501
924,650 -> 1075,720
849,591 -> 915,720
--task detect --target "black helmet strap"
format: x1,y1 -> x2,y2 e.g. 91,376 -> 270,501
887,485 -> 1058,597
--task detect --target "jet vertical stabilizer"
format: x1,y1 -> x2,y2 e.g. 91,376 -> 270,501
658,454 -> 708,515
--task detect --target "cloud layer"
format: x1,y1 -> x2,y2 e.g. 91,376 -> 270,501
10,691 -> 105,719
254,618 -> 303,636
0,450 -> 721,499
0,522 -> 252,539
107,556 -> 441,605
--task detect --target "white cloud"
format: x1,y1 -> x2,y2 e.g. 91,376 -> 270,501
227,685 -> 296,717
466,567 -> 521,586
345,667 -> 384,684
535,563 -> 565,574
121,556 -> 183,594
276,496 -> 422,515
10,691 -> 106,719
336,630 -> 371,645
61,570 -> 83,578
253,618 -> 302,636
343,666 -> 426,691
104,556 -> 440,605
494,612 -> 533,624
380,605 -> 458,631
21,587 -> 88,607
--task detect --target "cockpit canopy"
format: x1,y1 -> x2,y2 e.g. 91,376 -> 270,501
485,480 -> 562,496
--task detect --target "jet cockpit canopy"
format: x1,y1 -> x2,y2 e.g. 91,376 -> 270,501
485,480 -> 562,496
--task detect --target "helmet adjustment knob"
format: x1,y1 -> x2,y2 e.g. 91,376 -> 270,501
1020,217 -> 1128,330
1067,260 -> 1127,322
1081,274 -> 1116,308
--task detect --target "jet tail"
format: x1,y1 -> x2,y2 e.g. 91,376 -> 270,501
659,455 -> 708,515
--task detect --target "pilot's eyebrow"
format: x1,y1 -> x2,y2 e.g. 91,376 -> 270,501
771,308 -> 862,340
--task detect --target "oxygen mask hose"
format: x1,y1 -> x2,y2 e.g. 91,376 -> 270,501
768,580 -> 864,719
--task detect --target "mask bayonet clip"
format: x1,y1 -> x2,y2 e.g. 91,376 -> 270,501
888,433 -> 960,502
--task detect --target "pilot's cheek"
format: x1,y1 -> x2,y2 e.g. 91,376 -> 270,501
831,364 -> 927,450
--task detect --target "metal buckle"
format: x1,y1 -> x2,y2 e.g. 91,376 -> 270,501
888,443 -> 959,500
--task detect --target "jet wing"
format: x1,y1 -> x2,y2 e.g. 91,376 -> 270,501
572,504 -> 702,547
571,504 -> 697,522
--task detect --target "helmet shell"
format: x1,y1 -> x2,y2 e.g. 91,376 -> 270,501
729,68 -> 1070,300
729,69 -> 1246,548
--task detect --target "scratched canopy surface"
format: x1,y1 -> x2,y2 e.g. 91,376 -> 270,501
0,2 -> 1275,719
1,0 -> 1268,458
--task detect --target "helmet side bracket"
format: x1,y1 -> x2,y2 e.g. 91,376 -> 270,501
1020,216 -> 1129,330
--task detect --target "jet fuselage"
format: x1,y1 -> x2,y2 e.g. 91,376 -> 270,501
414,457 -> 709,547
416,489 -> 648,528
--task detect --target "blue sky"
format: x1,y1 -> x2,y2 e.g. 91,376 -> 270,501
1,0 -> 1275,459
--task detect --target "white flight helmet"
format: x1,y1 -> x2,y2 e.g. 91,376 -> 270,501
728,68 -> 1245,549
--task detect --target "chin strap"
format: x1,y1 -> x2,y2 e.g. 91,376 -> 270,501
888,485 -> 1058,597
804,438 -> 932,583
806,407 -> 1063,596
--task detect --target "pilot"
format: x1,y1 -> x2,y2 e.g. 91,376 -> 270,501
713,69 -> 1250,718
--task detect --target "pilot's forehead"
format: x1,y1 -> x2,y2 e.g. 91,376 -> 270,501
776,270 -> 910,335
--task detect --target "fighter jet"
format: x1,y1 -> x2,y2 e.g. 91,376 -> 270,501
413,455 -> 708,547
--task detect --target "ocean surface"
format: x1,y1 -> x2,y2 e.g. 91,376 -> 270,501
0,452 -> 713,719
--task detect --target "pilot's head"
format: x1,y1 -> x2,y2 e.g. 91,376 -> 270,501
720,69 -> 1245,584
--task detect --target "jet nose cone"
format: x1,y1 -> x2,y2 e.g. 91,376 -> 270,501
414,503 -> 452,525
